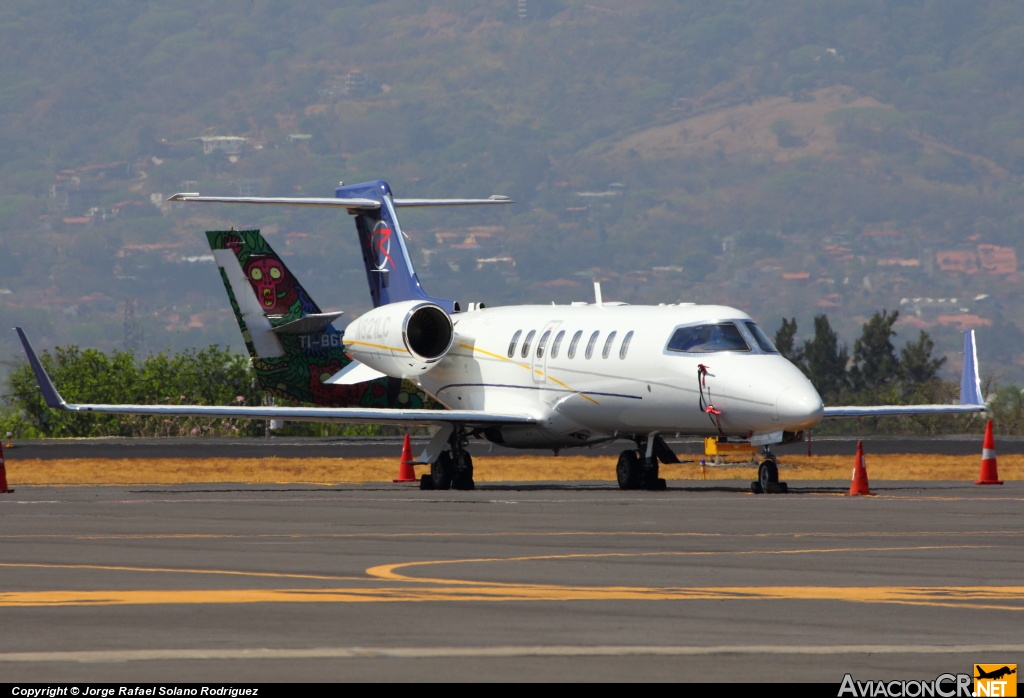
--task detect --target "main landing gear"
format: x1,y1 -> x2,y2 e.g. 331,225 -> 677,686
419,427 -> 474,491
616,435 -> 667,491
750,447 -> 788,494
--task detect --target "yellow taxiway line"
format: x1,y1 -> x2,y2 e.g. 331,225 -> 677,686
0,543 -> 1021,610
0,585 -> 1022,610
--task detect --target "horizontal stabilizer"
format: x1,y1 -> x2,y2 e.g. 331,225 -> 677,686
168,194 -> 381,209
270,311 -> 344,335
168,194 -> 513,209
392,195 -> 513,207
325,361 -> 388,386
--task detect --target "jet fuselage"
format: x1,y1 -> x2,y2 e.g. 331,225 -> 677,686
411,302 -> 824,449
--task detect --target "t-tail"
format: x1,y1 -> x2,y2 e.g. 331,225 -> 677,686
170,180 -> 512,313
207,228 -> 436,409
339,180 -> 455,311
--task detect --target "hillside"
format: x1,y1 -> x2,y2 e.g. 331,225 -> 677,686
1,0 -> 1024,387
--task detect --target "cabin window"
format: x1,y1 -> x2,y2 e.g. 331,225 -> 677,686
536,329 -> 552,358
550,330 -> 565,358
585,331 -> 600,359
507,330 -> 522,358
619,331 -> 634,359
744,321 -> 780,354
567,330 -> 583,359
602,331 -> 617,359
667,323 -> 749,353
521,330 -> 536,359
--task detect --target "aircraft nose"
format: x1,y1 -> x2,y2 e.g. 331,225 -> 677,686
776,384 -> 824,430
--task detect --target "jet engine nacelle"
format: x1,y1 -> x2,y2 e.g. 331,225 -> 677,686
344,300 -> 454,378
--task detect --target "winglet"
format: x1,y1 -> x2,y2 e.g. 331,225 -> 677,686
14,328 -> 67,409
960,329 -> 984,406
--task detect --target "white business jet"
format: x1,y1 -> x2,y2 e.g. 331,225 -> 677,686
14,180 -> 986,492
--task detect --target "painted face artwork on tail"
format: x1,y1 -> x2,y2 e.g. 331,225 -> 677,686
245,256 -> 300,313
207,229 -> 440,411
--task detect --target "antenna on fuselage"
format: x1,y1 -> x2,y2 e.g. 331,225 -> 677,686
593,281 -> 603,306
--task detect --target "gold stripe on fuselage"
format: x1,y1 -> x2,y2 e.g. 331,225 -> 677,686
458,343 -> 600,405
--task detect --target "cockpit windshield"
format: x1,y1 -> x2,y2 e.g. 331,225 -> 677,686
744,321 -> 780,354
667,323 -> 750,353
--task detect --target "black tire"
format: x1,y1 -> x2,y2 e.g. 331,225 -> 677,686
452,452 -> 475,490
616,450 -> 641,490
758,460 -> 779,493
432,452 -> 454,490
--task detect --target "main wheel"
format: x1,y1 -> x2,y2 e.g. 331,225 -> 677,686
432,452 -> 454,490
452,452 -> 475,490
616,450 -> 641,490
758,459 -> 779,493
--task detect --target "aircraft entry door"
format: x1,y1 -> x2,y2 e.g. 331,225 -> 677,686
531,320 -> 561,384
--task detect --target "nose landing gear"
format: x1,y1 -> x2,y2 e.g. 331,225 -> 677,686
750,447 -> 788,494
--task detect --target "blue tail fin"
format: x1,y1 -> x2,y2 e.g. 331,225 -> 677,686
337,180 -> 456,312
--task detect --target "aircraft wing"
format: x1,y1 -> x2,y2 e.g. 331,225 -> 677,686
14,328 -> 537,428
822,330 -> 986,418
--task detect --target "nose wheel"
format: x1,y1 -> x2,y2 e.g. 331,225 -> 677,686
750,450 -> 787,494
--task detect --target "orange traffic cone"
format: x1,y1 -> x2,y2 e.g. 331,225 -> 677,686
0,441 -> 11,493
975,420 -> 1003,485
393,434 -> 418,483
847,440 -> 871,496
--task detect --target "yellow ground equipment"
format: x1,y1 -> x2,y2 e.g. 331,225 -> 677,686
704,437 -> 759,465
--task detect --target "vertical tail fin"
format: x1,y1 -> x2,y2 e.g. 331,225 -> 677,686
337,180 -> 457,312
207,229 -> 436,409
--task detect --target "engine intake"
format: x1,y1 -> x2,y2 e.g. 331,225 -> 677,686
406,304 -> 452,360
345,300 -> 454,378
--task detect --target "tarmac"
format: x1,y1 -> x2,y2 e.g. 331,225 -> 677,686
7,433 -> 1022,460
1,475 -> 1021,682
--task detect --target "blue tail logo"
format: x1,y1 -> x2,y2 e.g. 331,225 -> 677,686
338,180 -> 456,312
369,220 -> 396,272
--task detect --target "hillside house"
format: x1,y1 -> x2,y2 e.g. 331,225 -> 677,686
193,136 -> 248,155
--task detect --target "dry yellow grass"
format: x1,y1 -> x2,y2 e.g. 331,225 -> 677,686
3,453 -> 1020,486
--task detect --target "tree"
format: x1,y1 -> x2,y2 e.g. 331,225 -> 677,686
801,314 -> 849,402
900,330 -> 947,385
6,345 -> 263,438
773,317 -> 803,366
849,310 -> 901,395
